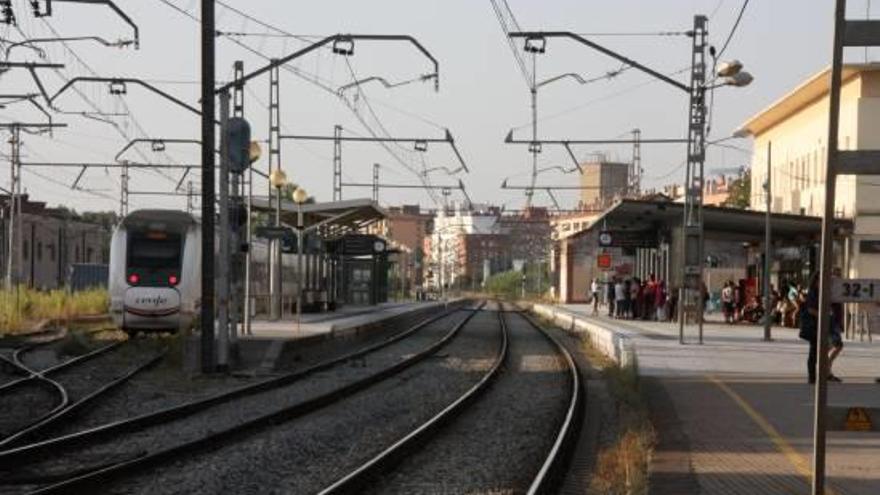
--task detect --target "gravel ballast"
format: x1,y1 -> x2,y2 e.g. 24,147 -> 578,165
1,306 -> 480,494
98,304 -> 500,495
365,309 -> 571,494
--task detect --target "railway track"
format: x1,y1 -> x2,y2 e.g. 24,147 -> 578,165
0,332 -> 163,450
319,304 -> 583,495
0,301 -> 480,494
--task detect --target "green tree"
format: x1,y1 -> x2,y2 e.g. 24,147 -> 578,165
279,183 -> 316,204
723,169 -> 751,209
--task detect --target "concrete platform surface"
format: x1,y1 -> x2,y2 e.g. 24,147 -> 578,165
558,304 -> 880,495
244,301 -> 446,340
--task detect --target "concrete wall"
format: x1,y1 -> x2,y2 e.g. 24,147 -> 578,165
750,71 -> 880,279
1,214 -> 107,290
532,303 -> 635,367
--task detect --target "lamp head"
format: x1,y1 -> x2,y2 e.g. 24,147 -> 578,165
292,186 -> 308,204
269,168 -> 287,189
725,71 -> 753,88
716,59 -> 743,78
249,141 -> 262,163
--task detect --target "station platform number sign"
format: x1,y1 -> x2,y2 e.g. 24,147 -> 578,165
832,279 -> 880,303
597,253 -> 613,270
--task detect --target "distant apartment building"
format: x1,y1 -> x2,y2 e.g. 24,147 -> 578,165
579,159 -> 630,209
647,173 -> 735,206
498,206 -> 551,266
738,63 -> 880,278
426,203 -> 554,289
550,209 -> 603,241
456,233 -> 510,289
0,195 -> 109,289
702,175 -> 735,206
428,203 -> 504,289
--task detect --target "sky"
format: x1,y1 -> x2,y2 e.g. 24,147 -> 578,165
0,0 -> 871,214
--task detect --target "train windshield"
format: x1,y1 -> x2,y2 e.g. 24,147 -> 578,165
127,231 -> 183,285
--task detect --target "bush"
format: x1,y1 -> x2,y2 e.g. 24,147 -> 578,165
484,270 -> 524,299
0,288 -> 109,334
484,265 -> 550,300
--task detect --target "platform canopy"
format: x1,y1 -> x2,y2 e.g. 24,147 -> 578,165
571,199 -> 853,242
250,197 -> 386,239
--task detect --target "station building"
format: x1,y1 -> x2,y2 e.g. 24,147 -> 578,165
552,198 -> 851,304
738,63 -> 880,280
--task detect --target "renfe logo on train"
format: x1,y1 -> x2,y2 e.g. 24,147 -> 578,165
133,294 -> 171,307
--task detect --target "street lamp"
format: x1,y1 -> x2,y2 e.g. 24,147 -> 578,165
268,168 -> 287,320
293,186 -> 308,333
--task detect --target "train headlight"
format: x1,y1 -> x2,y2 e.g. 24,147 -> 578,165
168,274 -> 179,286
128,273 -> 140,285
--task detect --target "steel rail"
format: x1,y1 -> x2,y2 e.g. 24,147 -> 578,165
518,311 -> 584,494
21,302 -> 482,494
0,341 -> 123,394
0,341 -> 126,445
0,303 -> 468,469
317,302 -> 509,494
0,351 -> 166,449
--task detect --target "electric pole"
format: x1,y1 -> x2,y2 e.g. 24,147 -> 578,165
678,15 -> 709,345
200,0 -> 216,373
333,125 -> 343,201
268,61 -> 282,321
631,128 -> 642,197
372,163 -> 380,202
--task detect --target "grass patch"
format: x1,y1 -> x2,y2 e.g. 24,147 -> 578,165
0,288 -> 109,335
583,340 -> 655,495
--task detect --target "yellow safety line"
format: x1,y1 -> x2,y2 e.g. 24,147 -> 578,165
708,375 -> 837,495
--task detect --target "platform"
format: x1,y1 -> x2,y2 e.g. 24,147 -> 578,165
236,301 -> 451,373
243,301 -> 446,340
543,304 -> 880,495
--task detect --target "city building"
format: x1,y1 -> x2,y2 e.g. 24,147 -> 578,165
428,203 -> 503,290
498,206 -> 552,266
550,208 -> 603,242
702,174 -> 736,206
578,158 -> 630,209
737,63 -> 880,278
0,195 -> 110,290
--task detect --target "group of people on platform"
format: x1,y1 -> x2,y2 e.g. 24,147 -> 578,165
586,271 -> 855,384
589,275 -> 674,322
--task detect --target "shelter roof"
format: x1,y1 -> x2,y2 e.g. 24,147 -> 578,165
567,199 -> 852,242
250,197 -> 386,238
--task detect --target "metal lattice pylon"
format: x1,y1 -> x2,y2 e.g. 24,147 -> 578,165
678,14 -> 708,344
333,125 -> 343,201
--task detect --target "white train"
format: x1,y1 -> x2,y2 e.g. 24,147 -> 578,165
108,210 -> 201,334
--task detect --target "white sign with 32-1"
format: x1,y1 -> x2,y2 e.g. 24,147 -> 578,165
832,279 -> 880,303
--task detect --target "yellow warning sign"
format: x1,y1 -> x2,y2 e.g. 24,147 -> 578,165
844,407 -> 873,432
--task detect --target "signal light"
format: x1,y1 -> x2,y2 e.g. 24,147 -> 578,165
128,273 -> 140,285
168,274 -> 179,286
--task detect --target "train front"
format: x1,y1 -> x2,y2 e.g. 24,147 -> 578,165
109,210 -> 200,334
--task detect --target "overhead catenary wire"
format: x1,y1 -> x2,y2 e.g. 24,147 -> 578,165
489,0 -> 532,89
158,0 -> 447,206
511,66 -> 691,131
16,21 -> 183,187
715,0 -> 750,61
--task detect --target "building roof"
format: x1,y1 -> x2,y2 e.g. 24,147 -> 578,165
251,197 -> 386,238
738,63 -> 880,137
566,199 -> 852,243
